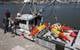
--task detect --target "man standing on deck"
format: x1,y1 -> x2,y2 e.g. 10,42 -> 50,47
3,10 -> 11,33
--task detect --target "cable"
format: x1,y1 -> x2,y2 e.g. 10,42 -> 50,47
39,0 -> 56,13
19,3 -> 26,14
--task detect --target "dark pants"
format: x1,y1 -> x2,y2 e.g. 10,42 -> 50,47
4,25 -> 8,33
4,19 -> 9,33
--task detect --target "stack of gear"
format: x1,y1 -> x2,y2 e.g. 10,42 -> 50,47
29,22 -> 48,39
50,23 -> 77,42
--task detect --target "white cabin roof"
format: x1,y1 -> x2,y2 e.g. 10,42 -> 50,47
16,14 -> 36,21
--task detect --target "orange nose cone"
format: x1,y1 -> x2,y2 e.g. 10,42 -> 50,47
30,27 -> 39,36
59,32 -> 70,42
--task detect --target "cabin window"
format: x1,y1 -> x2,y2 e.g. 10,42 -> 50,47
19,20 -> 26,24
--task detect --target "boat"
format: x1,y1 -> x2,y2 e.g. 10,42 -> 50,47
9,0 -> 80,50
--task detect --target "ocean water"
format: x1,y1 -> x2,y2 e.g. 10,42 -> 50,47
0,3 -> 80,29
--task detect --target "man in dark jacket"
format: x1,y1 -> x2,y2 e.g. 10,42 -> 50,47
4,10 -> 11,33
3,18 -> 9,33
